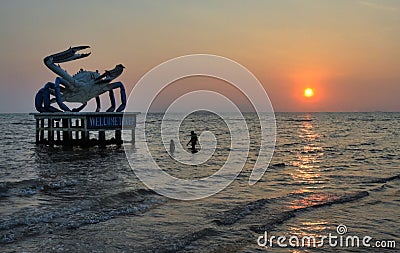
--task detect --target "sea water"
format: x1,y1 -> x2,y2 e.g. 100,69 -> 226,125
0,112 -> 398,252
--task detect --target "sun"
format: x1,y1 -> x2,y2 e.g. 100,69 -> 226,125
304,88 -> 314,98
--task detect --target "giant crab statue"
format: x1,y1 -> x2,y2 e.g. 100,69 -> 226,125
35,46 -> 126,113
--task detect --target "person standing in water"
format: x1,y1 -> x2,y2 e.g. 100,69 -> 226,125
187,131 -> 198,153
169,139 -> 175,155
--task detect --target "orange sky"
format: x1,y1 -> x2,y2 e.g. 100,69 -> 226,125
0,0 -> 399,112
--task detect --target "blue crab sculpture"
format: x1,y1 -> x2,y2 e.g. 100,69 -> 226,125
35,46 -> 126,113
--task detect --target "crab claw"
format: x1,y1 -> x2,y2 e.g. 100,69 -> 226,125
95,64 -> 125,84
45,46 -> 91,64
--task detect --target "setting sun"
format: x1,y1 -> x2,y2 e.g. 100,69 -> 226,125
304,88 -> 314,98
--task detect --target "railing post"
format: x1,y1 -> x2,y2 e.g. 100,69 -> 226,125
75,119 -> 80,141
115,130 -> 122,145
56,121 -> 61,142
40,119 -> 44,144
131,128 -> 135,145
35,119 -> 39,144
48,118 -> 54,146
62,118 -> 71,146
99,131 -> 106,147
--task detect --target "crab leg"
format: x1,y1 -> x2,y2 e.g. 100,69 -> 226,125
53,78 -> 71,111
106,90 -> 116,112
106,82 -> 126,112
72,102 -> 87,112
95,96 -> 101,112
35,82 -> 62,112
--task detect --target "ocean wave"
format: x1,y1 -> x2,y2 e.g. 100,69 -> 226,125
145,191 -> 370,252
0,188 -> 164,244
0,178 -> 78,198
213,191 -> 368,227
363,174 -> 400,184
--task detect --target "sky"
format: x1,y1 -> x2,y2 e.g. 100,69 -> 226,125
0,0 -> 399,112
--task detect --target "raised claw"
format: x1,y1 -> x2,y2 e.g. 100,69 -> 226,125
95,64 -> 125,84
45,46 -> 91,64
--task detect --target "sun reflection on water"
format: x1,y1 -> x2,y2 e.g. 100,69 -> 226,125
290,115 -> 325,187
286,219 -> 330,246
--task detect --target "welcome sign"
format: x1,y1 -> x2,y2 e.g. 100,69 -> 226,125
87,114 -> 136,129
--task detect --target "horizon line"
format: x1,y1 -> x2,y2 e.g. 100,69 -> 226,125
1,111 -> 399,114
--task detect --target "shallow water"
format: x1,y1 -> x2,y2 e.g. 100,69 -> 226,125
0,112 -> 399,252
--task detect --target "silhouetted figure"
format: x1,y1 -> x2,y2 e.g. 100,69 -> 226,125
187,131 -> 198,153
169,139 -> 175,155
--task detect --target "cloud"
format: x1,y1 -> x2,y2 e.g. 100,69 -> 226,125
358,0 -> 398,12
